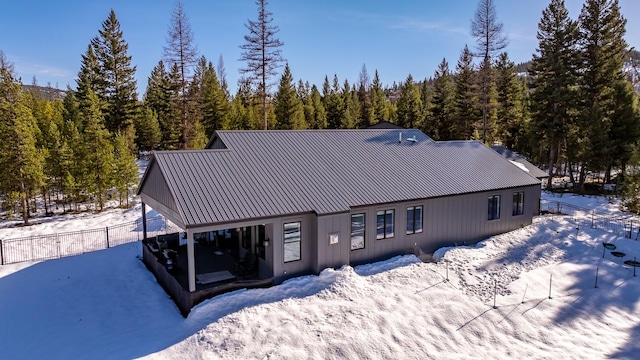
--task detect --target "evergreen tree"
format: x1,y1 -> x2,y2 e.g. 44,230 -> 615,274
240,0 -> 285,130
274,64 -> 305,129
578,0 -> 631,186
430,59 -> 456,140
371,70 -> 389,124
357,64 -> 374,128
396,74 -> 423,129
144,61 -> 181,149
164,0 -> 198,148
133,105 -> 161,151
494,52 -> 524,148
199,58 -> 229,138
341,80 -> 359,128
76,44 -> 104,110
79,90 -> 114,211
0,68 -> 45,224
91,9 -> 138,138
471,0 -> 508,143
112,132 -> 139,207
322,75 -> 344,129
308,85 -> 327,129
530,0 -> 581,184
452,45 -> 480,140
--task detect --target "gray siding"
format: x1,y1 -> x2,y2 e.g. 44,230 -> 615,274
140,161 -> 177,214
346,185 -> 540,265
314,213 -> 350,273
271,213 -> 316,284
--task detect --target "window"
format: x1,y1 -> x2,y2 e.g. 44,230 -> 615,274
488,195 -> 501,220
513,192 -> 524,216
376,210 -> 395,239
283,222 -> 301,262
351,214 -> 365,250
407,206 -> 423,234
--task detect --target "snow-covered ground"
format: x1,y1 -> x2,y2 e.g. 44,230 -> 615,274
1,193 -> 639,359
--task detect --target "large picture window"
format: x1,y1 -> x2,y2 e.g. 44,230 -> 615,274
488,195 -> 501,220
351,214 -> 365,250
512,192 -> 524,216
376,210 -> 395,239
407,206 -> 423,234
283,222 -> 301,262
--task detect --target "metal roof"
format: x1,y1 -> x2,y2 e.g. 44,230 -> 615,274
490,145 -> 549,179
139,129 -> 541,228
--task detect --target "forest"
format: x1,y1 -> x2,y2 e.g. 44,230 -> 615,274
1,0 -> 639,224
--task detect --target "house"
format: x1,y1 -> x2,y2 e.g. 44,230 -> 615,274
137,129 -> 541,314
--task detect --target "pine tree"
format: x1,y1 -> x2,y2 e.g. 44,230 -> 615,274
530,0 -> 581,185
164,0 -> 198,148
494,52 -> 524,148
274,64 -> 305,129
79,90 -> 114,211
308,85 -> 327,129
356,64 -> 374,128
322,75 -> 344,129
341,80 -> 359,129
112,132 -> 138,207
0,68 -> 45,224
240,0 -> 285,130
199,58 -> 229,138
471,0 -> 508,143
578,0 -> 631,187
76,44 -> 104,110
452,45 -> 480,140
371,70 -> 389,124
91,9 -> 138,138
396,74 -> 423,129
144,61 -> 181,149
133,105 -> 161,151
430,59 -> 456,140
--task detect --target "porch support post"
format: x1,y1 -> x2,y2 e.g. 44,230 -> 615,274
187,229 -> 196,292
141,202 -> 147,240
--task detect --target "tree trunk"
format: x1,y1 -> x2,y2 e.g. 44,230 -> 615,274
20,181 -> 29,225
578,164 -> 586,194
546,145 -> 556,190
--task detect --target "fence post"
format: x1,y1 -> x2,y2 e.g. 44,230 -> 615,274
106,226 -> 110,248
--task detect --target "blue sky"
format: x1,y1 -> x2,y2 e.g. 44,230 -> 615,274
1,0 -> 638,94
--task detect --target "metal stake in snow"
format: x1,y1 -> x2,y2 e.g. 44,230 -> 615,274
635,257 -> 637,277
445,261 -> 449,282
493,279 -> 497,309
521,284 -> 528,304
548,274 -> 553,299
594,266 -> 599,288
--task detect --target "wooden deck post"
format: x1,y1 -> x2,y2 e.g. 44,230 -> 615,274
142,202 -> 148,240
187,229 -> 196,292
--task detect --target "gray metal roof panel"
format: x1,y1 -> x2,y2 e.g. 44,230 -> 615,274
147,130 -> 540,227
490,145 -> 549,179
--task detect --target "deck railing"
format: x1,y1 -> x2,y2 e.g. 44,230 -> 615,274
0,216 -> 181,265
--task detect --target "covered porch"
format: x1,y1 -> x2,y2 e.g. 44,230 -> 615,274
141,205 -> 274,315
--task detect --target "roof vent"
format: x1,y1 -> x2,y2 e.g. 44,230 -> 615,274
407,135 -> 418,143
399,132 -> 402,143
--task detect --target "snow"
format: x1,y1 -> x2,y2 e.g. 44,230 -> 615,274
509,160 -> 529,173
1,194 -> 640,359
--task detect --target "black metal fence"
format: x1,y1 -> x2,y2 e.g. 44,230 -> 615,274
0,216 -> 181,265
540,199 -> 639,239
